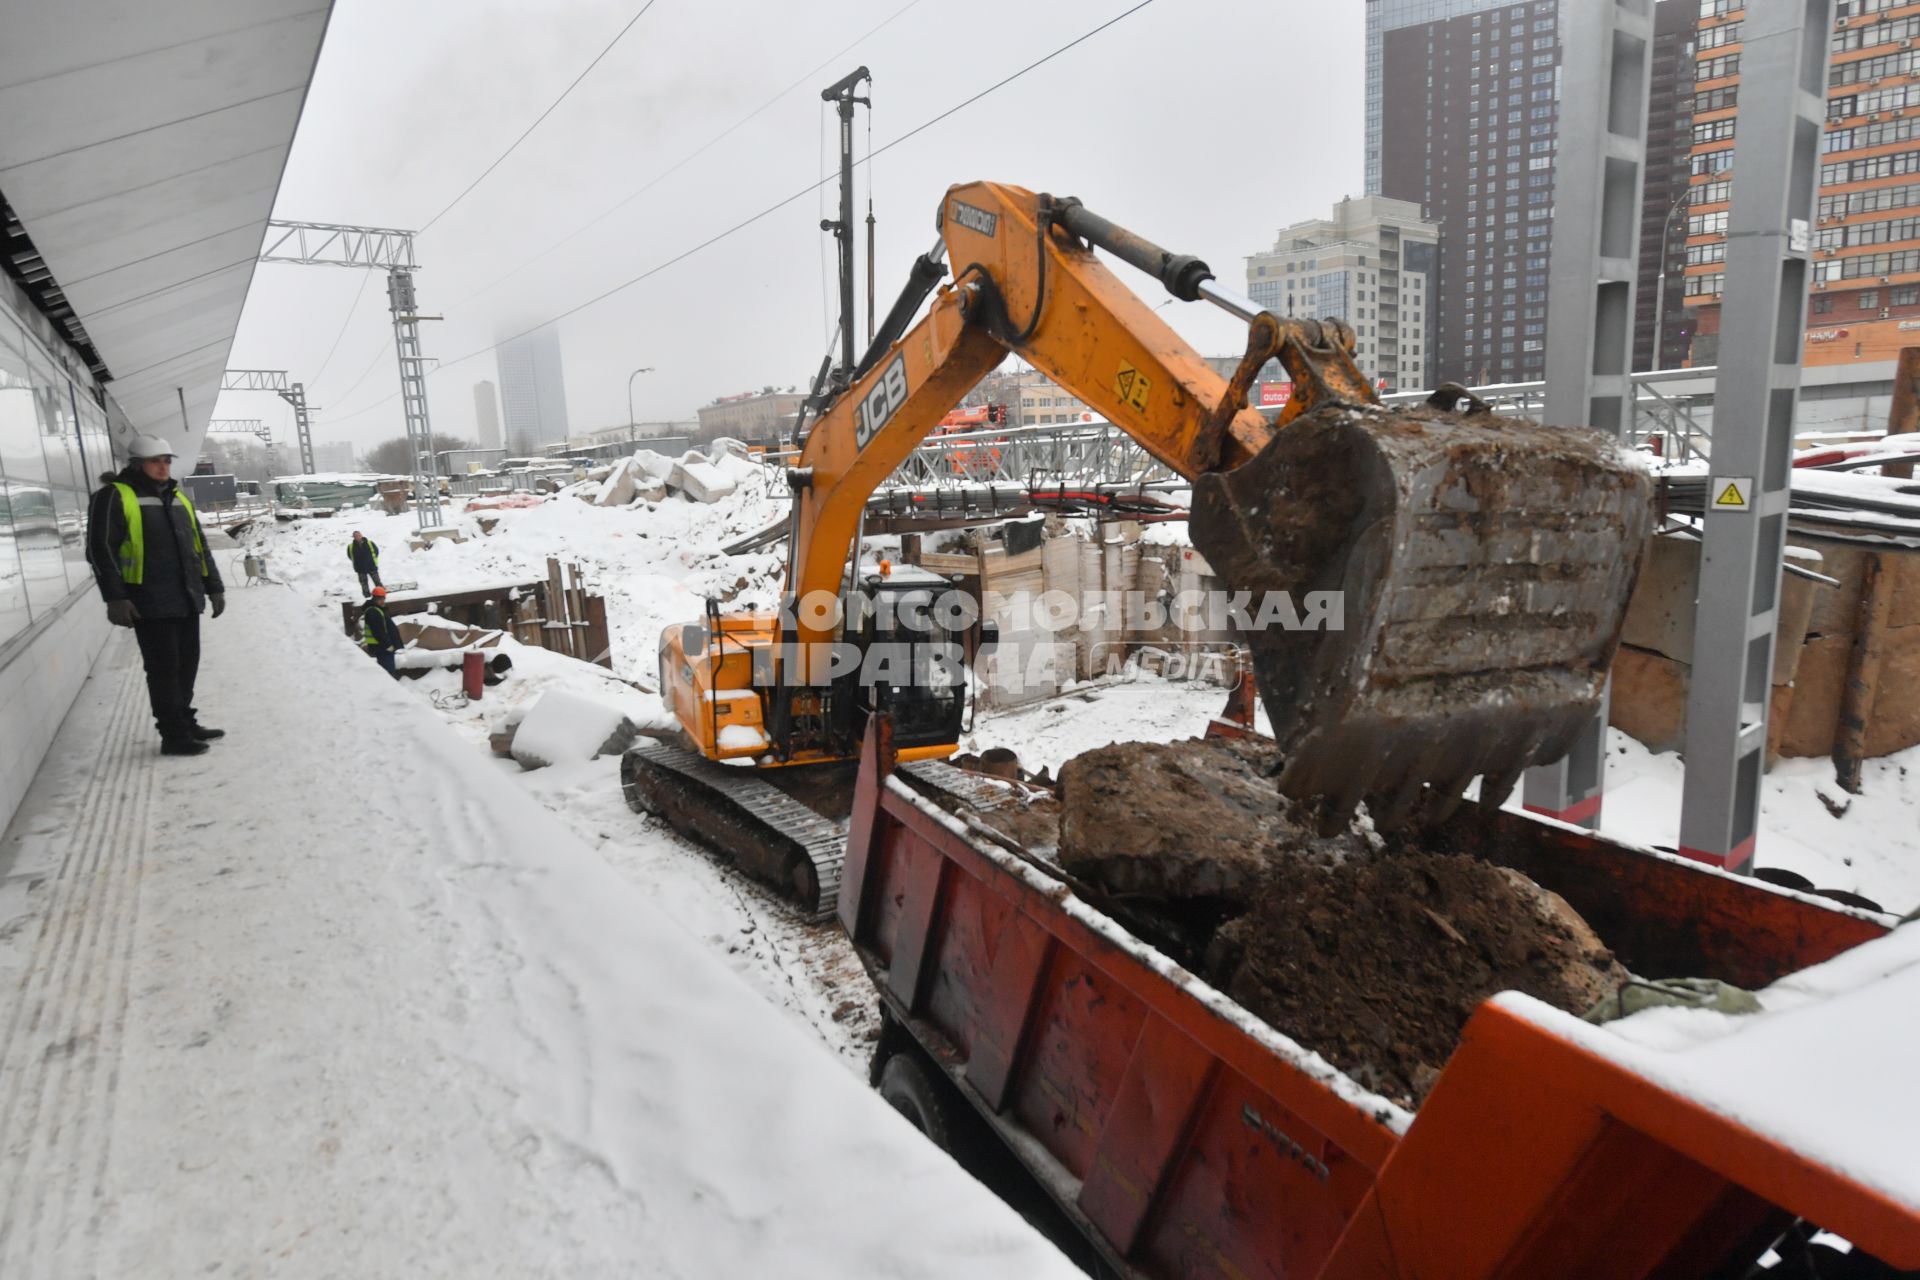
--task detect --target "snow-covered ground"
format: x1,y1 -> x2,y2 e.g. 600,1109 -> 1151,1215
212,461 -> 1920,1268
0,580 -> 1080,1278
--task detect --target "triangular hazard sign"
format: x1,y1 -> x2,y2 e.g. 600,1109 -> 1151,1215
1116,368 -> 1136,397
1714,481 -> 1746,507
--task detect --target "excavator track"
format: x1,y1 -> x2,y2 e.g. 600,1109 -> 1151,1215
621,741 -> 848,922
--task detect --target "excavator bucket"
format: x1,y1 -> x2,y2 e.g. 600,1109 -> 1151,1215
1190,398 -> 1653,829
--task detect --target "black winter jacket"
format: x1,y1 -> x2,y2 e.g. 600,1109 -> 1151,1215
348,538 -> 380,572
85,466 -> 224,619
360,602 -> 402,654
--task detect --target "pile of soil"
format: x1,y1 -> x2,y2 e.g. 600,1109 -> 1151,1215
1207,851 -> 1628,1107
1033,735 -> 1629,1109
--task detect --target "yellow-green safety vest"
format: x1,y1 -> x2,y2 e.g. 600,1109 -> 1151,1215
361,604 -> 389,649
113,482 -> 209,585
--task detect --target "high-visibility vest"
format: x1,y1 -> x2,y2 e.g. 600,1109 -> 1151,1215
348,540 -> 378,566
113,483 -> 208,585
361,604 -> 390,649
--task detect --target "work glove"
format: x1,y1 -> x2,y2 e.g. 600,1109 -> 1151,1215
106,599 -> 140,627
209,593 -> 227,619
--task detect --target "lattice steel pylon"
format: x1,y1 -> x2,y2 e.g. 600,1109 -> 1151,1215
259,219 -> 441,528
220,370 -> 318,475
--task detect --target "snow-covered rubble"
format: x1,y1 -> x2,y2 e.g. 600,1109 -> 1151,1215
571,446 -> 755,507
509,686 -> 638,768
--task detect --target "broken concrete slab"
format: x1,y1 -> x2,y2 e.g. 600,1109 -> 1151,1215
631,449 -> 676,483
590,459 -> 640,507
668,458 -> 739,504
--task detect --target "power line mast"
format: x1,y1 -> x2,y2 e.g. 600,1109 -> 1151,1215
258,220 -> 443,528
219,370 -> 319,478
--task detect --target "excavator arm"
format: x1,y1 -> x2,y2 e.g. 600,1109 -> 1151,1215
786,181 -> 1372,620
770,180 -> 1652,826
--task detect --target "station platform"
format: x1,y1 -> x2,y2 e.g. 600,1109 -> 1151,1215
0,578 -> 1075,1278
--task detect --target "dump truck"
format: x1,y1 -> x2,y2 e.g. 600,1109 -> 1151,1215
838,717 -> 1920,1279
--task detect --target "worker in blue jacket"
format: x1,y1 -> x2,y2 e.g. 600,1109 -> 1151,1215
360,586 -> 403,678
348,530 -> 382,596
84,434 -> 227,755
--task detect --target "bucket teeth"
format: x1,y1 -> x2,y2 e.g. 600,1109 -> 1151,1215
1190,402 -> 1653,829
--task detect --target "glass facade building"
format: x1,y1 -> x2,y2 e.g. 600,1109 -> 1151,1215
0,278 -> 115,656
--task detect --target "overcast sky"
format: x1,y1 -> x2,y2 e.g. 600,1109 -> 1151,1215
219,0 -> 1367,455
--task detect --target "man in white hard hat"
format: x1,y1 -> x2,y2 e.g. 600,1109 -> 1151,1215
84,434 -> 227,756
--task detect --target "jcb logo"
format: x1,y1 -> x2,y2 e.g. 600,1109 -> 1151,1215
855,355 -> 911,450
950,199 -> 997,237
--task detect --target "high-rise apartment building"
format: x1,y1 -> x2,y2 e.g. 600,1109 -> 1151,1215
1639,1 -> 1702,371
495,327 -> 571,456
1372,1 -> 1700,385
1685,0 -> 1920,367
473,379 -> 501,450
1245,196 -> 1440,392
1375,0 -> 1565,386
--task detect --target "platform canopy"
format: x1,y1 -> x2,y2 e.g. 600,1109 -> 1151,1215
0,1 -> 333,460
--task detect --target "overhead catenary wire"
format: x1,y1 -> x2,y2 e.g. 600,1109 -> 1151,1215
450,0 -> 928,310
418,0 -> 663,234
309,271 -> 374,385
321,0 -> 1157,427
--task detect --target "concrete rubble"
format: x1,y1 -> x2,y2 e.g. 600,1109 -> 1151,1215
572,447 -> 737,507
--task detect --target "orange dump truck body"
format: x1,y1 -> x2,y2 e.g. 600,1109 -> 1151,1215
838,721 -> 1919,1278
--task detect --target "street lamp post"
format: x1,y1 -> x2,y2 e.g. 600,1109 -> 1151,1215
626,366 -> 655,442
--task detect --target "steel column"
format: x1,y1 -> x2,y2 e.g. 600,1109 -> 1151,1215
387,267 -> 442,528
1678,0 -> 1832,873
1521,0 -> 1653,829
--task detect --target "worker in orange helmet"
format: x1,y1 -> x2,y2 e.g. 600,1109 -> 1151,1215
359,586 -> 403,679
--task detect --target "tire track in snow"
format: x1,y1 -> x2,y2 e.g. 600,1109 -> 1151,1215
0,655 -> 150,1278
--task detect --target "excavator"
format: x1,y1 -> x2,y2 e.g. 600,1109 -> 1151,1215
624,180 -> 1654,918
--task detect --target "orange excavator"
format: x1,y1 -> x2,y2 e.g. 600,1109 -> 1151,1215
624,181 -> 1653,917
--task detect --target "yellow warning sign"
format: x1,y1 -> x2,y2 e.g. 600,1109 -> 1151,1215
1711,476 -> 1753,512
1115,360 -> 1152,413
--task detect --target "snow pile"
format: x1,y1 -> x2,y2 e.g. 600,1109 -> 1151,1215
509,687 -> 637,768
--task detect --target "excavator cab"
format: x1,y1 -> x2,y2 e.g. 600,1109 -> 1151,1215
833,562 -> 971,754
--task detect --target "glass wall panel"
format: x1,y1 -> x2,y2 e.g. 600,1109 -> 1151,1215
0,314 -> 32,645
1,336 -> 61,616
31,351 -> 84,593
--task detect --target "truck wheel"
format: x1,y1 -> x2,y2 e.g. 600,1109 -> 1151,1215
879,1052 -> 953,1152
